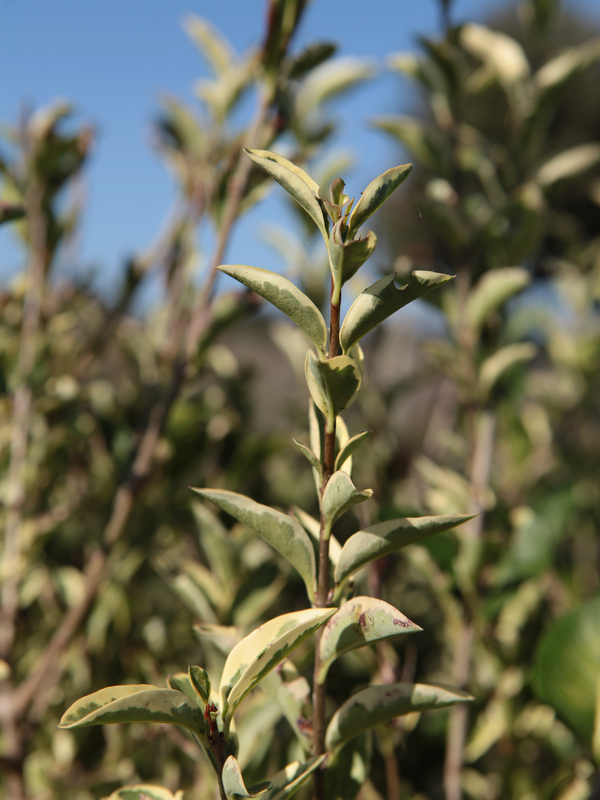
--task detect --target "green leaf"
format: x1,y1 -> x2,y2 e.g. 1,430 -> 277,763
308,400 -> 323,494
340,271 -> 454,354
217,264 -> 327,356
335,514 -> 475,588
348,165 -> 412,237
102,785 -> 184,800
244,149 -> 327,240
325,682 -> 473,751
192,501 -> 237,591
192,488 -> 316,603
317,597 -> 421,683
293,438 -> 322,479
321,471 -> 372,539
220,608 -> 335,723
305,351 -> 362,434
324,733 -> 371,800
289,42 -> 337,80
328,230 -> 378,304
189,665 -> 211,705
466,267 -> 530,334
193,624 -> 241,656
478,343 -> 537,399
260,661 -> 312,750
262,756 -> 327,800
536,143 -> 600,188
222,755 -> 272,798
292,506 -> 342,570
167,673 -> 199,704
335,430 -> 370,474
533,595 -> 600,745
58,685 -> 208,741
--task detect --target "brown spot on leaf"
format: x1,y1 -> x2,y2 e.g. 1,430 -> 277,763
393,618 -> 411,627
359,612 -> 367,630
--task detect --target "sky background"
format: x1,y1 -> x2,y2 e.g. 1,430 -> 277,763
1,0 -> 600,305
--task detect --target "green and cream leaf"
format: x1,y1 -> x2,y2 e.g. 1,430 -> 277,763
348,164 -> 413,237
262,757 -> 327,800
305,351 -> 362,433
335,430 -> 370,474
325,683 -> 474,751
317,597 -> 421,683
217,264 -> 327,355
222,755 -> 272,798
189,665 -> 211,705
321,471 -> 372,539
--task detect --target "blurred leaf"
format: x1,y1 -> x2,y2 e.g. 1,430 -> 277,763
348,164 -> 412,237
478,343 -> 537,398
536,143 -> 600,188
324,732 -> 371,800
321,470 -> 372,538
340,271 -> 454,355
289,42 -> 336,79
194,624 -> 242,656
372,115 -> 448,174
184,15 -> 235,75
59,686 -> 208,741
0,201 -> 25,225
295,57 -> 375,120
325,682 -> 473,751
335,513 -> 475,589
460,24 -> 530,90
304,351 -> 362,433
535,36 -> 600,96
217,264 -> 327,356
534,595 -> 600,745
219,608 -> 335,722
317,597 -> 421,683
466,267 -> 531,334
262,756 -> 327,800
102,785 -> 184,800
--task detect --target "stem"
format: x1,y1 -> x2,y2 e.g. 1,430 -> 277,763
443,410 -> 495,800
312,279 -> 341,800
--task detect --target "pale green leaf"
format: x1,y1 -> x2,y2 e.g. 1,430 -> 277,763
192,488 -> 316,603
222,755 -> 272,798
348,165 -> 412,237
220,609 -> 335,722
296,57 -> 375,120
189,665 -> 211,705
193,624 -> 241,656
184,15 -> 234,75
478,343 -> 537,398
321,471 -> 372,539
317,597 -> 421,683
466,267 -> 530,333
340,271 -> 453,354
535,37 -> 600,95
335,514 -> 475,588
308,400 -> 323,494
461,23 -> 530,86
192,501 -> 237,592
260,662 -> 312,750
335,430 -> 370,474
325,682 -> 473,751
536,143 -> 600,188
262,756 -> 327,800
167,672 -> 198,703
58,685 -> 207,740
293,438 -> 322,479
217,264 -> 327,355
329,231 -> 378,304
371,116 -> 447,174
305,351 -> 362,433
102,785 -> 184,800
244,149 -> 327,240
324,733 -> 371,800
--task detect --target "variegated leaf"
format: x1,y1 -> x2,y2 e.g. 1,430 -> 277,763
58,685 -> 208,741
262,756 -> 327,800
328,229 -> 378,304
189,665 -> 211,705
261,661 -> 312,749
192,488 -> 316,603
222,755 -> 272,798
335,430 -> 370,474
167,672 -> 198,703
348,164 -> 412,237
244,149 -> 327,240
217,264 -> 327,356
293,438 -> 322,479
317,597 -> 421,683
335,514 -> 475,589
292,506 -> 342,570
340,271 -> 453,354
102,785 -> 184,800
305,351 -> 362,434
220,608 -> 335,723
321,471 -> 372,539
325,682 -> 473,751
193,623 -> 242,656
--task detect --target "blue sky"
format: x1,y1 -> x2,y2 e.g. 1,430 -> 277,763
1,0 -> 599,302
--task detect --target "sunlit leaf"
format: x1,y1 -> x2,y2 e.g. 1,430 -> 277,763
335,430 -> 370,474
466,267 -> 530,334
189,665 -> 211,705
245,149 -> 327,240
295,57 -> 375,120
222,755 -> 272,798
535,36 -> 600,95
260,661 -> 312,750
328,230 -> 377,304
536,143 -> 600,188
317,597 -> 421,683
293,438 -> 322,479
321,471 -> 372,539
348,164 -> 412,237
58,685 -> 208,741
460,24 -> 530,87
305,351 -> 362,433
217,264 -> 327,355
220,608 -> 335,723
325,682 -> 473,751
184,15 -> 235,75
192,488 -> 316,603
324,733 -> 371,800
340,271 -> 453,354
292,506 -> 342,571
335,514 -> 475,589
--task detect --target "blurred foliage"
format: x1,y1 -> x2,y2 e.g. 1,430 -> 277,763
1,0 -> 600,798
